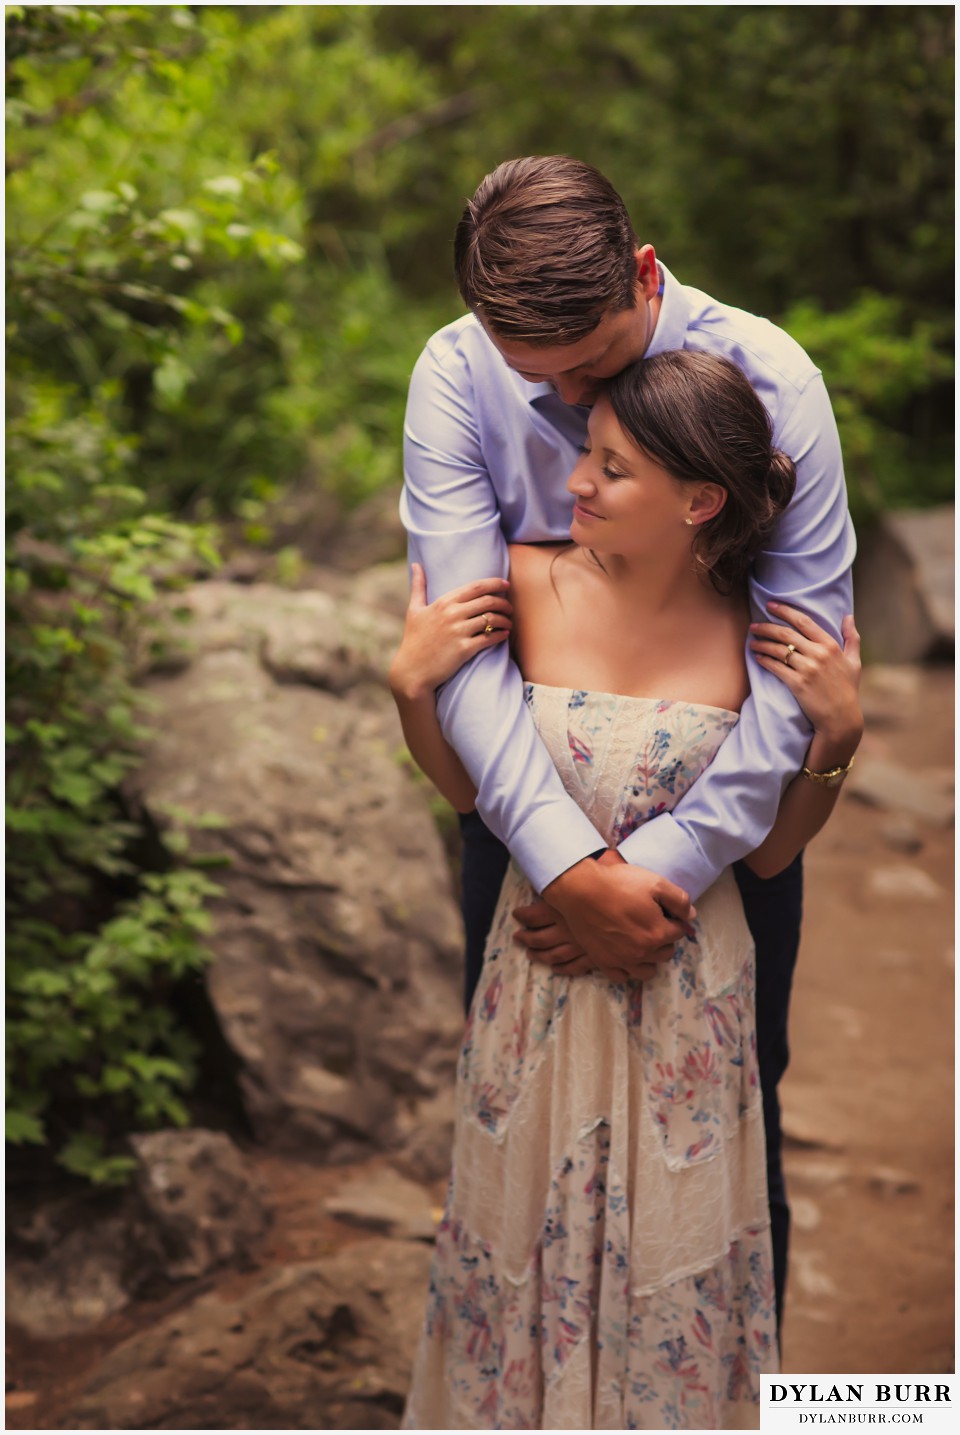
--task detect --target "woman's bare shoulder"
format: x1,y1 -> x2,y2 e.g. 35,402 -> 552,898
507,541 -> 571,587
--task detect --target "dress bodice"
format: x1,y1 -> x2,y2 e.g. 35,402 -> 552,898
523,681 -> 740,849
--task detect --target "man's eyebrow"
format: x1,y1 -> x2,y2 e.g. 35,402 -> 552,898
513,348 -> 608,378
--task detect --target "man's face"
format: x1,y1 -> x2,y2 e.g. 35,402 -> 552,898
483,299 -> 656,408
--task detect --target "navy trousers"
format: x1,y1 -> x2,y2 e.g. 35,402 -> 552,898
458,810 -> 802,1334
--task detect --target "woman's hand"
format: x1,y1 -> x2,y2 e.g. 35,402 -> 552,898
749,602 -> 863,749
388,563 -> 512,700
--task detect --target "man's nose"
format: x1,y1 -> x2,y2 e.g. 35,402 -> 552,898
551,374 -> 586,405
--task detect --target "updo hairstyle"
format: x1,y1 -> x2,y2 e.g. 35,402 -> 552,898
606,350 -> 796,595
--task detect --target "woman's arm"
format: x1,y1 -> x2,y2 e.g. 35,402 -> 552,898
743,603 -> 863,878
388,564 -> 511,813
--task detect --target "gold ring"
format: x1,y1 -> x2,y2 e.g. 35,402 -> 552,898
784,643 -> 797,667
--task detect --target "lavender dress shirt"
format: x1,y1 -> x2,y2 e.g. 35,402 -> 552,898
400,264 -> 856,900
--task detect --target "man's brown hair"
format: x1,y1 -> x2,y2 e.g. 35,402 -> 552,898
454,156 -> 638,345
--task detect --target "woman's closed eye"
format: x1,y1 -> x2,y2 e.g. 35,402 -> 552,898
577,443 -> 627,480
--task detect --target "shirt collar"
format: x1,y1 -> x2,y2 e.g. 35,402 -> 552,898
645,262 -> 691,358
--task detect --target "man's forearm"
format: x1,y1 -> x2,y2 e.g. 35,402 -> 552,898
435,650 -> 604,890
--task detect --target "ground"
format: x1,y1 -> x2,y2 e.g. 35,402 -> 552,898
5,666 -> 954,1427
776,663 -> 954,1375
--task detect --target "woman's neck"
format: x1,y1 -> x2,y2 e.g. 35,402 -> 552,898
573,543 -> 720,619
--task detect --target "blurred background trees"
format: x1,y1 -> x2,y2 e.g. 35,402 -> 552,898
6,3 -> 954,1178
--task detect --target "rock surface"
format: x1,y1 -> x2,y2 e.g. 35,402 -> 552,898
130,1129 -> 271,1281
68,1239 -> 431,1430
131,581 -> 464,1170
6,1130 -> 269,1339
848,755 -> 954,828
865,863 -> 944,901
6,1210 -> 132,1340
329,484 -> 407,573
323,1165 -> 438,1241
853,505 -> 954,662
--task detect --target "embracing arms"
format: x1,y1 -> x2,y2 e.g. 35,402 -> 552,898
388,565 -> 506,813
391,577 -> 864,883
744,604 -> 863,877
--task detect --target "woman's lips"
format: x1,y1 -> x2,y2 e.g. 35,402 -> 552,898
573,501 -> 604,520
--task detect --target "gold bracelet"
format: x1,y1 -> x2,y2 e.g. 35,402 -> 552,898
800,753 -> 856,788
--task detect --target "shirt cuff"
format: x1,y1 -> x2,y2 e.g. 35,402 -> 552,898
496,799 -> 606,895
618,814 -> 715,903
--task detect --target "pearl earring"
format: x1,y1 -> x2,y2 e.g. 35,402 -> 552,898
684,517 -> 694,526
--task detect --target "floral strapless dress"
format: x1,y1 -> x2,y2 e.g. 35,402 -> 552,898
403,685 -> 778,1430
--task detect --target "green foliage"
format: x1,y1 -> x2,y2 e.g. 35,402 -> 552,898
6,3 -> 442,519
5,367 -> 224,1177
5,7 -> 260,1179
783,292 -> 954,522
8,5 -> 951,525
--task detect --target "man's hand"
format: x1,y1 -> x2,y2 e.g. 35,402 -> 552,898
512,895 -> 592,975
536,849 -> 695,979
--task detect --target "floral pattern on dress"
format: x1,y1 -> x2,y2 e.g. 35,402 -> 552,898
404,686 -> 778,1430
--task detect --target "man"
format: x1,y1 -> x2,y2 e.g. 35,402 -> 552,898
400,155 -> 855,1332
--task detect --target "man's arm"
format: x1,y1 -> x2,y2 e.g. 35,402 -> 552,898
618,374 -> 856,901
401,336 -> 605,887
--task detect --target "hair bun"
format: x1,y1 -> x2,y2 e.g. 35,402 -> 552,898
767,448 -> 797,515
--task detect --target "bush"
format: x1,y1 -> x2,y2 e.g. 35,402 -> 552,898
5,6 -> 298,1180
782,292 -> 954,523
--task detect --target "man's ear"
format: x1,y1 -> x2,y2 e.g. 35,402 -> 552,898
634,243 -> 660,302
688,482 -> 727,525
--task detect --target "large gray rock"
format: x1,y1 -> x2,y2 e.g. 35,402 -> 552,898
330,484 -> 407,573
323,1166 -> 438,1241
130,1128 -> 271,1280
6,1130 -> 270,1338
132,582 -> 464,1170
848,756 -> 954,828
6,1207 -> 131,1338
68,1239 -> 431,1430
853,506 -> 954,662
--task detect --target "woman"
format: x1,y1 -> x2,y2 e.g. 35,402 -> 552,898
389,351 -> 863,1429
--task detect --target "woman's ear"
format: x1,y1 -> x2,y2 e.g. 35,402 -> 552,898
687,482 -> 727,525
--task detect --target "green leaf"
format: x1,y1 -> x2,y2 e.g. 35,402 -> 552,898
49,771 -> 102,809
153,354 -> 193,406
58,1133 -> 137,1186
6,1110 -> 46,1145
79,190 -> 122,215
203,174 -> 244,197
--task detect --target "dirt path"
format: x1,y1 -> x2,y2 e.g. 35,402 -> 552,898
5,666 -> 954,1425
779,664 -> 954,1373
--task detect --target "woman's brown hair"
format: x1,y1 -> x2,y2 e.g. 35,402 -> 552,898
606,350 -> 797,594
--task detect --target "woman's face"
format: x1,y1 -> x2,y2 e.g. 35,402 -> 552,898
566,397 -> 697,560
